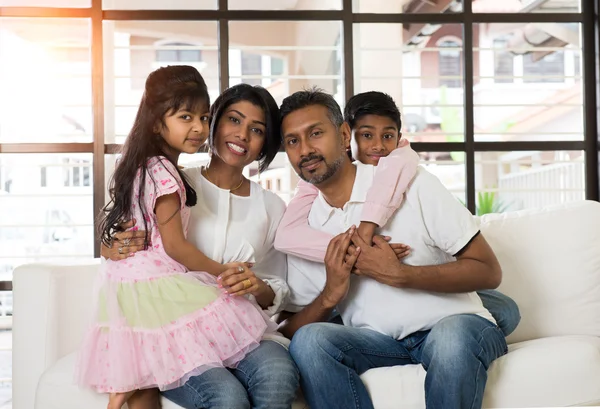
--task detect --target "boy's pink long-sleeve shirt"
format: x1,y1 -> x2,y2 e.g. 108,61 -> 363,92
274,142 -> 421,262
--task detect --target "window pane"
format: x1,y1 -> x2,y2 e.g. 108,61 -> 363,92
0,152 -> 94,281
103,21 -> 218,144
229,0 -> 341,10
420,151 -> 466,203
103,0 -> 216,9
0,18 -> 92,143
0,0 -> 89,6
473,0 -> 580,13
353,0 -> 462,13
475,150 -> 584,213
229,21 -> 343,106
473,23 -> 583,142
353,24 -> 464,142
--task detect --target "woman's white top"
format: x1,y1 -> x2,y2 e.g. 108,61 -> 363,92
183,166 -> 290,317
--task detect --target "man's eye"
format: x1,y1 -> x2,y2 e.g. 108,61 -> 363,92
287,138 -> 297,145
310,131 -> 322,137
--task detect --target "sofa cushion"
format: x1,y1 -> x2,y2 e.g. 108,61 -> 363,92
360,335 -> 600,409
36,352 -> 308,409
477,201 -> 600,344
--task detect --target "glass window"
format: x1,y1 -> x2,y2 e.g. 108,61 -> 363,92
473,0 -> 580,13
353,23 -> 465,142
103,0 -> 216,9
103,21 -> 219,144
229,0 -> 341,10
473,23 -> 583,142
229,21 -> 343,106
0,18 -> 92,143
0,0 -> 89,6
475,151 -> 585,213
353,0 -> 462,13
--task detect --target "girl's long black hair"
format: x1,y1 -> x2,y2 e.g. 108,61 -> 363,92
100,65 -> 210,248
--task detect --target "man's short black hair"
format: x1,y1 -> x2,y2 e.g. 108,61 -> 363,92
280,86 -> 344,129
344,91 -> 402,132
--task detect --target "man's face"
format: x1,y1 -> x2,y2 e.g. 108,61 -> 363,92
350,114 -> 400,166
282,105 -> 351,185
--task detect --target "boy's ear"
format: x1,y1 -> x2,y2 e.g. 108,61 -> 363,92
396,132 -> 403,147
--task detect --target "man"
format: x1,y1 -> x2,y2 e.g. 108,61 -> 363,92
277,88 -> 508,409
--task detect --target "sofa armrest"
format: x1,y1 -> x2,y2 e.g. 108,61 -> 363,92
13,261 -> 99,409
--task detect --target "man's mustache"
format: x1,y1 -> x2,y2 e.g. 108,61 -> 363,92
298,154 -> 325,168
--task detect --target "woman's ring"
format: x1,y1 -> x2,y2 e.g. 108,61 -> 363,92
118,246 -> 124,254
122,238 -> 131,246
238,266 -> 245,273
243,279 -> 252,289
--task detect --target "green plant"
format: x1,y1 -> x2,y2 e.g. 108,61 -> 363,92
476,191 -> 509,216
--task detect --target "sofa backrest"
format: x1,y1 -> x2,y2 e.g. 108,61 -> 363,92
477,200 -> 600,344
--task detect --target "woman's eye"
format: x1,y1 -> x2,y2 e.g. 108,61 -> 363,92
201,115 -> 209,122
180,114 -> 191,120
229,116 -> 240,124
252,127 -> 264,136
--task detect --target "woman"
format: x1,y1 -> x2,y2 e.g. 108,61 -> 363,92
103,83 -> 299,409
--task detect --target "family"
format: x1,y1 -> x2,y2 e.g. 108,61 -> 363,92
76,64 -> 520,409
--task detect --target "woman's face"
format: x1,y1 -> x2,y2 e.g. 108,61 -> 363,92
212,100 -> 267,169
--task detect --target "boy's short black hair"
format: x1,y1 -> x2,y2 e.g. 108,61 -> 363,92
344,91 -> 402,132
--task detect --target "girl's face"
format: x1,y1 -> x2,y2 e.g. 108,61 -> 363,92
159,103 -> 210,155
212,100 -> 266,169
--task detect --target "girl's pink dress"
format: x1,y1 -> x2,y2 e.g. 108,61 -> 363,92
75,156 -> 276,393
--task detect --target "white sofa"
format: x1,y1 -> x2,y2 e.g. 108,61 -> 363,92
13,200 -> 600,409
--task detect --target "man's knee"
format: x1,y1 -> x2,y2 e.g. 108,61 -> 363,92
289,323 -> 340,364
424,315 -> 506,371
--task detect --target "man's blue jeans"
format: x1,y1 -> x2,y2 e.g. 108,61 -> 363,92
290,314 -> 508,409
478,289 -> 521,336
161,341 -> 299,409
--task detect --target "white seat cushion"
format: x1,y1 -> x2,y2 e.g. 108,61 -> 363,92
360,335 -> 600,409
35,352 -> 307,409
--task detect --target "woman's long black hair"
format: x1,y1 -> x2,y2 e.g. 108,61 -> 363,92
208,83 -> 281,173
99,65 -> 210,247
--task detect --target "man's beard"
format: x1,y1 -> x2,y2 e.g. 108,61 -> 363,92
297,153 -> 344,185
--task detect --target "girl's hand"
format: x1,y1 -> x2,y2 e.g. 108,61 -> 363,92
218,264 -> 268,298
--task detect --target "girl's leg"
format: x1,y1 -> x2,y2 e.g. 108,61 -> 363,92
108,391 -> 136,409
127,388 -> 161,409
231,341 -> 300,409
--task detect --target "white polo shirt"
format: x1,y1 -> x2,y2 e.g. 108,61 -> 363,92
286,163 -> 495,340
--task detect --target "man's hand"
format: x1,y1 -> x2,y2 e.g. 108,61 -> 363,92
321,226 -> 361,308
350,233 -> 410,287
101,219 -> 147,261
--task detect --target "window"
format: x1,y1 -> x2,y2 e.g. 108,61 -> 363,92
493,38 -> 514,84
241,52 -> 263,86
40,167 -> 47,187
156,42 -> 202,63
523,51 -> 565,83
62,158 -> 92,187
438,40 -> 462,88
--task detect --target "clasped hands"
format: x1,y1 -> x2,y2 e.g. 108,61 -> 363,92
322,222 -> 411,307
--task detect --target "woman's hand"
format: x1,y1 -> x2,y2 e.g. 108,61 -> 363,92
218,264 -> 275,308
101,219 -> 147,261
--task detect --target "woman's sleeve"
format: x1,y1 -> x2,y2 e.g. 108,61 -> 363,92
273,180 -> 332,263
360,141 -> 420,226
250,193 -> 290,316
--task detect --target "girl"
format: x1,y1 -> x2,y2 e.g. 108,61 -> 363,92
100,83 -> 299,409
76,66 -> 278,409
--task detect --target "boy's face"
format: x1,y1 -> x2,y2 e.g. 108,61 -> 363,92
350,114 -> 400,166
